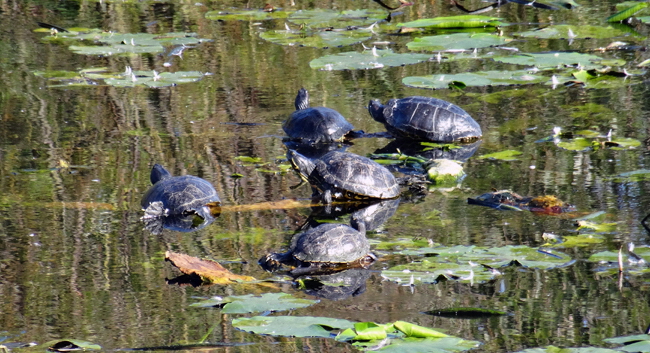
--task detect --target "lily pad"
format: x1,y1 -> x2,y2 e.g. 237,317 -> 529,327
190,293 -> 319,313
512,347 -> 620,353
205,9 -> 293,21
259,28 -> 372,48
611,169 -> 650,182
556,137 -> 593,151
104,70 -> 205,88
403,70 -> 547,89
376,337 -> 480,353
547,233 -> 606,248
588,248 -> 650,275
310,48 -> 431,70
607,2 -> 649,22
515,25 -> 627,39
478,150 -> 522,161
287,9 -> 387,28
398,15 -> 505,29
232,316 -> 355,337
605,334 -> 650,352
407,33 -> 513,51
492,52 -> 615,69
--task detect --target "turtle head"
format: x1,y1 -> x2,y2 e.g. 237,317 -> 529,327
150,164 -> 172,184
295,88 -> 310,110
287,149 -> 316,181
368,99 -> 387,124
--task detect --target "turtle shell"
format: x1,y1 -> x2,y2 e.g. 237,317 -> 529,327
312,151 -> 399,200
141,164 -> 220,218
291,223 -> 370,263
283,88 -> 354,144
368,96 -> 482,142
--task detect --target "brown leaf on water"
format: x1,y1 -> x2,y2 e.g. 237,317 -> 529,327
165,251 -> 256,285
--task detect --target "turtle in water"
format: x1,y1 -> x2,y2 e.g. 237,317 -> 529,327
141,164 -> 221,221
259,222 -> 375,276
288,150 -> 400,203
468,189 -> 576,214
368,96 -> 482,142
283,88 -> 361,144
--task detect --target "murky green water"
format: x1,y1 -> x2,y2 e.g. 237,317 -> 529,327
2,0 -> 650,352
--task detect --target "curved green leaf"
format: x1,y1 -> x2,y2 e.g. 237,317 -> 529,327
607,2 -> 649,22
478,150 -> 522,161
393,321 -> 448,338
403,70 -> 547,89
407,33 -> 512,51
310,49 -> 430,70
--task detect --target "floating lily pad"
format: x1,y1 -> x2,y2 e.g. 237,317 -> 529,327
403,70 -> 547,89
398,15 -> 505,29
515,25 -> 627,39
259,28 -> 372,48
310,48 -> 431,70
407,33 -> 513,51
287,9 -> 387,28
232,316 -> 355,337
105,70 -> 205,88
492,52 -> 615,69
605,334 -> 650,352
547,233 -> 606,248
611,169 -> 650,182
478,150 -> 522,161
191,293 -> 318,313
512,347 -> 620,353
383,245 -> 572,284
376,337 -> 480,353
205,9 -> 293,21
607,2 -> 649,22
556,137 -> 593,151
69,43 -> 165,55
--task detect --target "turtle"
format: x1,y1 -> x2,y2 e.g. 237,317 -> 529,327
141,164 -> 221,221
283,88 -> 360,144
368,96 -> 482,142
259,222 -> 375,276
287,150 -> 400,203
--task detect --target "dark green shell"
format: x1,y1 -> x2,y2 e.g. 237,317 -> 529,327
291,223 -> 370,263
368,96 -> 482,142
141,164 -> 220,218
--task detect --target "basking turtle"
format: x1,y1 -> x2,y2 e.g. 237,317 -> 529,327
288,150 -> 400,203
283,88 -> 360,144
259,222 -> 375,276
368,96 -> 482,142
141,164 -> 221,221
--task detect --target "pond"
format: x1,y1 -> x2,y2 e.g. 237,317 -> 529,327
2,0 -> 650,352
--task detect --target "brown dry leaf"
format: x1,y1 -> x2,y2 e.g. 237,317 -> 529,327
165,251 -> 256,284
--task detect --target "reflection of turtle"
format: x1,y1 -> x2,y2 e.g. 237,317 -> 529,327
368,96 -> 482,142
259,222 -> 375,276
288,150 -> 399,203
297,268 -> 373,301
468,190 -> 576,214
374,139 -> 482,163
141,213 -> 215,235
283,88 -> 360,144
141,164 -> 221,221
351,198 -> 400,232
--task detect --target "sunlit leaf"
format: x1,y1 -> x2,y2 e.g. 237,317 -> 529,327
259,28 -> 372,48
376,336 -> 480,352
575,220 -> 617,233
398,15 -> 505,29
512,346 -> 621,353
478,150 -> 522,161
556,137 -> 593,151
393,321 -> 448,338
407,33 -> 512,51
606,2 -> 649,22
403,70 -> 546,90
232,316 -> 355,337
492,52 -> 614,69
235,156 -> 264,164
191,293 -> 318,313
104,71 -> 205,88
605,334 -> 650,352
310,49 -> 431,70
287,9 -> 387,28
352,322 -> 389,340
205,9 -> 293,21
515,25 -> 627,39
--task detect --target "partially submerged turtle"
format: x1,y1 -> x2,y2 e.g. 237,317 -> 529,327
468,189 -> 576,214
283,88 -> 360,144
141,164 -> 221,221
288,150 -> 400,203
368,96 -> 482,142
259,222 -> 375,276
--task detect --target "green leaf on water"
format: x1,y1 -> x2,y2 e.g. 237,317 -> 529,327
205,9 -> 293,21
310,48 -> 431,70
190,293 -> 319,313
478,150 -> 522,161
512,346 -> 621,353
393,321 -> 448,338
352,322 -> 389,340
234,156 -> 263,164
104,71 -> 205,88
398,15 -> 505,29
287,9 -> 387,28
232,316 -> 355,337
556,137 -> 593,151
547,233 -> 605,248
575,220 -> 617,233
403,70 -> 546,90
259,28 -> 372,48
611,169 -> 650,182
375,336 -> 481,353
493,52 -> 615,69
605,334 -> 650,352
607,2 -> 649,22
515,25 -> 627,39
406,33 -> 513,51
